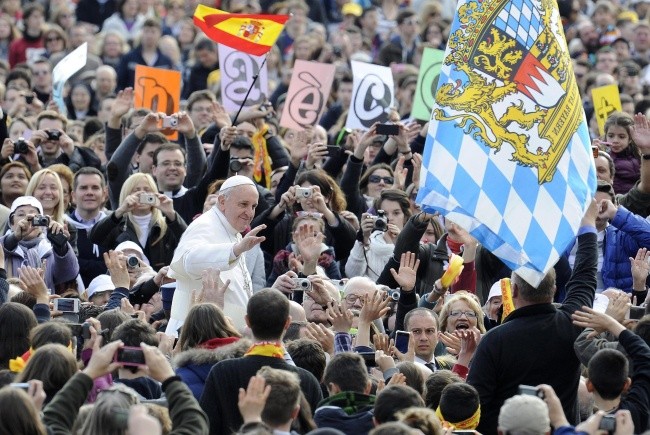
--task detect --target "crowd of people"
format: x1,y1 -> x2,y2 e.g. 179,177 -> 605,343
0,0 -> 648,434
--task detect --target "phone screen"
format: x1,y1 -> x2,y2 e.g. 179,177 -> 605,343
395,331 -> 410,354
116,347 -> 146,366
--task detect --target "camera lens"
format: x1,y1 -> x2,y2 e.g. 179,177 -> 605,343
126,256 -> 139,268
230,160 -> 243,173
300,280 -> 310,290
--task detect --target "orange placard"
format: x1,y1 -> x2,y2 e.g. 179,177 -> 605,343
134,65 -> 181,140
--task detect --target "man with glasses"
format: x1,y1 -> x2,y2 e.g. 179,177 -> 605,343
377,9 -> 421,66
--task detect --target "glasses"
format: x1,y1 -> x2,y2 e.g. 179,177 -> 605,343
295,211 -> 323,219
345,294 -> 364,304
46,36 -> 62,42
368,175 -> 394,184
449,310 -> 478,318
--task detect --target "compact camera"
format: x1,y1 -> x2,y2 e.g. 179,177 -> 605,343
373,210 -> 388,232
139,193 -> 157,205
386,288 -> 400,301
46,130 -> 61,141
292,278 -> 312,292
13,137 -> 29,154
229,158 -> 243,173
162,116 -> 178,128
296,187 -> 312,198
30,215 -> 50,227
599,415 -> 616,432
115,346 -> 146,367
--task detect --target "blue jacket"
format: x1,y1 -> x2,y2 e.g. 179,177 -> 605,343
601,206 -> 650,292
117,46 -> 174,91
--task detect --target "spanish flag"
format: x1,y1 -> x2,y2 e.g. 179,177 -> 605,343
193,5 -> 289,56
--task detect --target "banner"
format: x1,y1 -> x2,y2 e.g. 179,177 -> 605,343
193,5 -> 288,56
52,43 -> 88,116
218,44 -> 268,112
134,65 -> 182,140
345,61 -> 394,131
412,47 -> 445,121
279,60 -> 336,131
591,84 -> 621,136
417,0 -> 597,286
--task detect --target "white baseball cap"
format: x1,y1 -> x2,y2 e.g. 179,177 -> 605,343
86,274 -> 115,299
10,196 -> 43,215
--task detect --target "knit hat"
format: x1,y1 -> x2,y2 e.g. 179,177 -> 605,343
498,395 -> 550,435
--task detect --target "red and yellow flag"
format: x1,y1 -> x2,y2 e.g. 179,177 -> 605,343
193,5 -> 289,56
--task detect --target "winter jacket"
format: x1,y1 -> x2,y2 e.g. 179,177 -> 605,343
611,147 -> 640,195
314,391 -> 376,435
89,211 -> 187,270
173,339 -> 251,401
345,231 -> 395,281
101,13 -> 146,44
601,206 -> 650,292
117,46 -> 174,90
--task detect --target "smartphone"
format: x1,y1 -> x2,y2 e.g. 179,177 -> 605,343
395,330 -> 410,354
376,123 -> 399,136
518,384 -> 544,398
115,346 -> 146,367
592,145 -> 599,158
326,145 -> 340,157
53,298 -> 80,313
629,306 -> 645,320
9,383 -> 29,390
358,351 -> 377,368
599,414 -> 616,432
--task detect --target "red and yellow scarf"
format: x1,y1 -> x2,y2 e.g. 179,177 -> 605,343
244,341 -> 284,359
251,125 -> 273,189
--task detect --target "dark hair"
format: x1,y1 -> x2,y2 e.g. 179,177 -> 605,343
633,315 -> 650,347
37,110 -> 67,130
112,319 -> 158,347
404,307 -> 438,331
587,348 -> 629,400
22,3 -> 45,22
247,289 -> 290,340
73,167 -> 106,191
295,169 -> 347,213
194,38 -> 217,52
125,108 -> 151,129
374,385 -> 425,424
424,370 -> 463,409
396,9 -> 416,25
10,291 -> 36,309
286,339 -> 327,382
0,303 -> 37,369
29,322 -> 72,350
6,69 -> 32,89
96,309 -> 131,343
396,361 -> 424,396
370,422 -> 414,435
439,382 -> 480,424
231,136 -> 254,152
16,343 -> 78,400
143,17 -> 162,30
596,150 -> 615,180
596,179 -> 616,203
136,132 -> 167,154
323,353 -> 369,394
604,111 -> 640,158
152,143 -> 186,166
186,89 -> 216,112
0,387 -> 47,435
374,189 -> 412,221
359,163 -> 394,195
178,303 -> 241,351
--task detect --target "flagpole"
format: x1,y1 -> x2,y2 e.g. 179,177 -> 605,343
232,55 -> 268,125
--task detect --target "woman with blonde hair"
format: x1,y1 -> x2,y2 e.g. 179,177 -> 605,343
438,291 -> 486,334
90,173 -> 187,270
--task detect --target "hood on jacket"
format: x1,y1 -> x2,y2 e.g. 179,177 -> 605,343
172,338 -> 251,369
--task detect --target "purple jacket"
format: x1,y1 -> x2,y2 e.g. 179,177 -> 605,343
0,234 -> 79,292
611,148 -> 640,195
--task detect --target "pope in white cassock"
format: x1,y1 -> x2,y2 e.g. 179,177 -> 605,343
165,175 -> 266,335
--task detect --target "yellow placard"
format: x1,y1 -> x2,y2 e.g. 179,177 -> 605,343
591,84 -> 622,137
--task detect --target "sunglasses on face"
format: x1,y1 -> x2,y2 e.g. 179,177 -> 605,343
368,175 -> 394,184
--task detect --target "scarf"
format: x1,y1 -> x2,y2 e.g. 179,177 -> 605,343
435,405 -> 480,430
9,342 -> 73,373
251,124 -> 273,188
244,341 -> 284,359
500,278 -> 515,319
446,236 -> 463,255
198,336 -> 240,350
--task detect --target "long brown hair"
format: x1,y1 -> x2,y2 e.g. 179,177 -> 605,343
0,387 -> 47,435
16,344 -> 78,400
177,303 -> 241,351
295,169 -> 347,213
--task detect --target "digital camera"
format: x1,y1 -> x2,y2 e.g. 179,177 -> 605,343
229,159 -> 243,173
139,193 -> 157,205
126,256 -> 140,269
13,137 -> 29,154
46,130 -> 61,141
296,187 -> 312,198
292,278 -> 312,292
373,210 -> 388,232
162,116 -> 178,128
31,215 -> 50,227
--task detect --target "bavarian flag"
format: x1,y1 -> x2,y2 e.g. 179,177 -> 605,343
193,5 -> 289,56
416,0 -> 597,286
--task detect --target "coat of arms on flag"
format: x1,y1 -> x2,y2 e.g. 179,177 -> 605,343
417,0 -> 597,286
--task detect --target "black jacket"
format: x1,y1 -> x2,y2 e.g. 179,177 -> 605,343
467,231 -> 597,435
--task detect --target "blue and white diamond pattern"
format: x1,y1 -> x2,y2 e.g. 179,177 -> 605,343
494,0 -> 542,50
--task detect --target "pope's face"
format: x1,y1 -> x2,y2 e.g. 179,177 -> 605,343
218,184 -> 258,232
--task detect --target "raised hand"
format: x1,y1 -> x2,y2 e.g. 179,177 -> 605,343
212,101 -> 232,129
630,247 -> 650,288
305,142 -> 329,169
294,222 -> 324,264
110,88 -> 134,121
326,301 -> 354,333
233,224 -> 266,257
359,290 -> 390,324
19,265 -> 49,303
305,322 -> 335,355
238,375 -> 271,424
389,252 -> 420,292
200,268 -> 230,308
174,111 -> 196,138
103,250 -> 130,289
605,292 -> 631,324
632,113 -> 650,155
